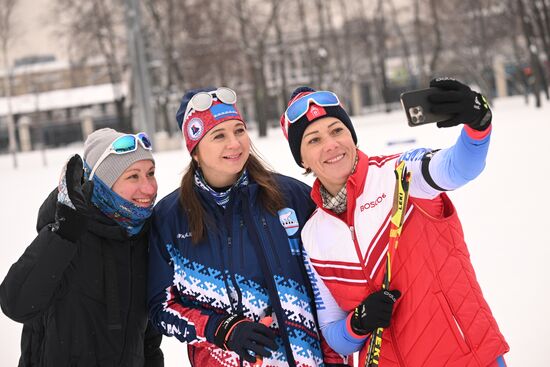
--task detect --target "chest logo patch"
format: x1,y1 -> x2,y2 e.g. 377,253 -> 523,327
360,192 -> 387,212
278,208 -> 299,236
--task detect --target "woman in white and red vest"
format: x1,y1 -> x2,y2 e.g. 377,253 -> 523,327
279,78 -> 509,367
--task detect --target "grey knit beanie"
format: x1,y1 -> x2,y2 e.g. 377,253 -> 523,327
83,128 -> 154,188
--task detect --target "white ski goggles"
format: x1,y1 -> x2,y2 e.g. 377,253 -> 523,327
89,132 -> 152,180
183,87 -> 237,124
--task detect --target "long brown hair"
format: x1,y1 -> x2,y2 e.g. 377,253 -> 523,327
179,145 -> 286,243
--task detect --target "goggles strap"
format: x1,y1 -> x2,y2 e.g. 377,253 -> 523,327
89,133 -> 151,180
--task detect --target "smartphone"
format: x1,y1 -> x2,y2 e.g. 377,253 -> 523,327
400,88 -> 452,126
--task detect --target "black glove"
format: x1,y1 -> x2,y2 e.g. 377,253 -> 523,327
213,314 -> 277,363
52,155 -> 94,242
350,289 -> 401,335
428,77 -> 492,131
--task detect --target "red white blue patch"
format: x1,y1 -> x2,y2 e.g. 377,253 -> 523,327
187,118 -> 204,141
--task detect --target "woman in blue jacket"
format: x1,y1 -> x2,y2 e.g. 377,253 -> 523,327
147,87 -> 348,366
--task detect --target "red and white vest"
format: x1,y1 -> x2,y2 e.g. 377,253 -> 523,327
302,151 -> 509,367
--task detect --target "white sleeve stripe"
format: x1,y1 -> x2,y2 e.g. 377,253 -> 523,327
319,276 -> 369,284
311,262 -> 363,270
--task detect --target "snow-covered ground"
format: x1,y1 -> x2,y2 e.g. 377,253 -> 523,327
1,95 -> 548,366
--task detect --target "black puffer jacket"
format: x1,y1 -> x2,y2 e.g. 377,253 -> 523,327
0,189 -> 163,367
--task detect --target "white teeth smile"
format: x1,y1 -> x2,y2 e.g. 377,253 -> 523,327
225,154 -> 241,159
325,154 -> 344,164
135,199 -> 151,204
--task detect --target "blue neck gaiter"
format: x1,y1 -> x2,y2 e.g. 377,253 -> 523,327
90,174 -> 154,236
194,169 -> 249,208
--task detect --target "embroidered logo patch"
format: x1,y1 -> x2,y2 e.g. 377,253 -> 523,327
278,208 -> 299,236
187,118 -> 204,141
306,105 -> 327,121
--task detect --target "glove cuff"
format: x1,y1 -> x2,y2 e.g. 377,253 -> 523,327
347,312 -> 370,338
213,314 -> 247,350
349,306 -> 371,336
53,204 -> 88,242
469,94 -> 492,131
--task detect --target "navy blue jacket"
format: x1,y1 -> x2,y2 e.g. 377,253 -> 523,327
148,174 -> 344,366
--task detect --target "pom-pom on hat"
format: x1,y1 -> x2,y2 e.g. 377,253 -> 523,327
176,87 -> 245,153
83,128 -> 154,188
280,86 -> 357,167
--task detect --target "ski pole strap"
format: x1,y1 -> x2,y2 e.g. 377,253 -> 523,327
364,161 -> 411,367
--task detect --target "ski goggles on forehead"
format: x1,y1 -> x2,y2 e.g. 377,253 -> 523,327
284,91 -> 340,124
89,132 -> 152,180
183,87 -> 237,123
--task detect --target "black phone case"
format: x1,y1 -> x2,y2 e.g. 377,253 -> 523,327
400,88 -> 452,126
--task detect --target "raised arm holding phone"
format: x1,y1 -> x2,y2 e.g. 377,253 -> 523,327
279,77 -> 509,367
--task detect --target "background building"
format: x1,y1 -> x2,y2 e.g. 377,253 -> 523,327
1,0 -> 548,154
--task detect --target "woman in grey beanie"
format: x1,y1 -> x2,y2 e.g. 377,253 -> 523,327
0,128 -> 164,366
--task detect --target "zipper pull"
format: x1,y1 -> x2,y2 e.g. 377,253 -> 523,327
350,226 -> 355,241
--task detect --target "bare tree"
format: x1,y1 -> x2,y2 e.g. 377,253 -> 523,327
529,0 -> 550,99
517,0 -> 544,107
413,0 -> 444,86
357,0 -> 384,106
234,0 -> 280,136
504,0 -> 531,101
335,0 -> 357,112
143,0 -> 187,134
53,0 -> 129,129
141,0 -> 245,135
296,0 -> 315,85
144,0 -> 185,90
314,0 -> 332,89
0,0 -> 19,168
413,0 -> 427,84
273,0 -> 289,108
388,0 -> 414,85
426,0 -> 443,79
325,0 -> 344,88
374,0 -> 391,111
